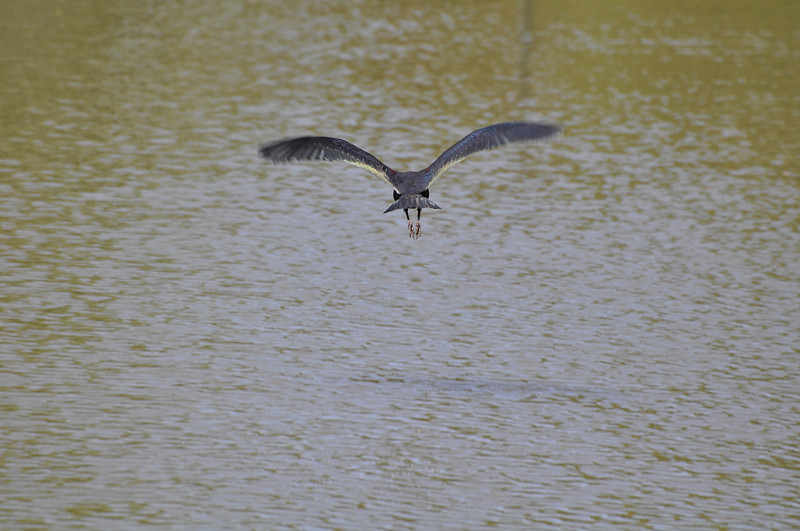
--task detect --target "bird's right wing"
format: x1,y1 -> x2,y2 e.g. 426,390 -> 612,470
421,122 -> 562,189
258,136 -> 397,189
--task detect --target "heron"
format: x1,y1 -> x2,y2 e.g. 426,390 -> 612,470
258,121 -> 561,239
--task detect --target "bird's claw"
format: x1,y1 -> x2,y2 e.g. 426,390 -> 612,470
407,221 -> 421,239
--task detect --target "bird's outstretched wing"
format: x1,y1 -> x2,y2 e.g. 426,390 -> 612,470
421,122 -> 562,189
258,136 -> 397,189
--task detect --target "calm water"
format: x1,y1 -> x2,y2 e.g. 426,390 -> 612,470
2,0 -> 799,528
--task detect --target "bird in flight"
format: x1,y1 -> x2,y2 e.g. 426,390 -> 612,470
258,121 -> 561,239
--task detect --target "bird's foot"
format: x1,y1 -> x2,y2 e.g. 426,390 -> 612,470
407,220 -> 414,238
414,221 -> 421,239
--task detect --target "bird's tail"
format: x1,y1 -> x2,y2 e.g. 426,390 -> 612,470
384,195 -> 442,213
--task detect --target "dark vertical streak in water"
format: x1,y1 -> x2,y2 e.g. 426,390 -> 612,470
519,0 -> 534,101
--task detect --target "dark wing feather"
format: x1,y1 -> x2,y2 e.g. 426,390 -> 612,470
258,136 -> 396,188
421,122 -> 562,188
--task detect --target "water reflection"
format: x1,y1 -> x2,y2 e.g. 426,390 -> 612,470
2,0 -> 799,529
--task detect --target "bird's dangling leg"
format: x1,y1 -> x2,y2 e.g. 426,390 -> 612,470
405,209 -> 414,238
414,208 -> 422,239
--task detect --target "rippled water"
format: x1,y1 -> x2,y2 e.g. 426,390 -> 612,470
2,0 -> 799,528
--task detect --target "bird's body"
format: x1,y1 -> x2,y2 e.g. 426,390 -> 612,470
258,121 -> 561,238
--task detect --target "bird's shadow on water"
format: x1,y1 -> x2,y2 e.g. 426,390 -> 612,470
348,374 -> 627,404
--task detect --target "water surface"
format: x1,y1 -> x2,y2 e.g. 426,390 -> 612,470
2,0 -> 799,528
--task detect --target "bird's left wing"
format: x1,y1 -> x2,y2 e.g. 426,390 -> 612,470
259,136 -> 397,189
420,122 -> 562,189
